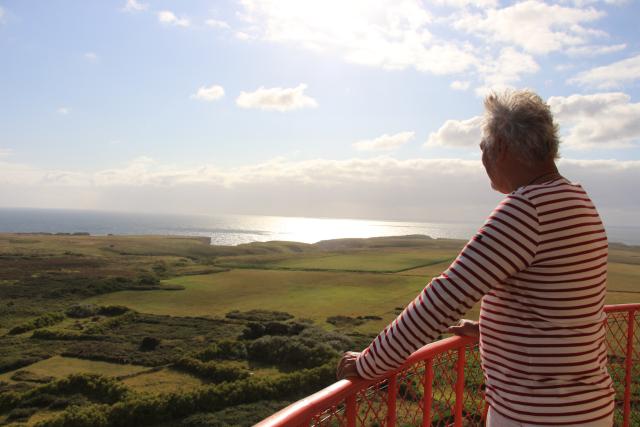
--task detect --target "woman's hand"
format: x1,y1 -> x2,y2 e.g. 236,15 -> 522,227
336,351 -> 361,380
447,319 -> 479,338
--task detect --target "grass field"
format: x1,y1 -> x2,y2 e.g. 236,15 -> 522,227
0,356 -> 148,383
89,269 -> 430,334
1,232 -> 639,426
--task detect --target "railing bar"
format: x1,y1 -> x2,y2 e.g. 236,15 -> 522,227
623,308 -> 635,427
454,347 -> 465,427
386,374 -> 397,427
422,359 -> 433,427
346,395 -> 356,427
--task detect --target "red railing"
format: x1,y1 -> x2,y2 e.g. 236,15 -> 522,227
257,303 -> 639,427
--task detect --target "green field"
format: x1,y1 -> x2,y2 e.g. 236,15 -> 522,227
1,232 -> 639,426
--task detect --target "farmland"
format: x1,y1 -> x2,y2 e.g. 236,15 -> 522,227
0,233 -> 638,426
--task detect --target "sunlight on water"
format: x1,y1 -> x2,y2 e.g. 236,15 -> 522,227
1,208 -> 639,246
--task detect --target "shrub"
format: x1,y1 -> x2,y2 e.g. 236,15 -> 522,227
194,340 -> 247,362
246,335 -> 338,368
97,305 -> 129,317
139,337 -> 160,351
173,358 -> 249,383
226,310 -> 293,322
242,321 -> 308,339
66,304 -> 98,318
9,312 -> 65,335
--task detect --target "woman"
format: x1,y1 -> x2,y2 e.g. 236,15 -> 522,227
337,90 -> 614,426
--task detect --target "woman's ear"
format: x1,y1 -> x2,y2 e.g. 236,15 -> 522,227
493,137 -> 508,161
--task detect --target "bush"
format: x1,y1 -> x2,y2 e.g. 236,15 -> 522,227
97,305 -> 129,316
9,312 -> 65,335
242,321 -> 308,339
31,329 -> 106,341
173,358 -> 249,383
66,304 -> 98,318
226,310 -> 293,322
246,335 -> 338,368
139,337 -> 160,351
194,340 -> 247,362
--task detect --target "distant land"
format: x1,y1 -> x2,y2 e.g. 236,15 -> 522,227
1,207 -> 640,246
0,233 -> 638,425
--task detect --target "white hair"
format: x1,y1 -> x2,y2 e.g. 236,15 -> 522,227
483,89 -> 559,163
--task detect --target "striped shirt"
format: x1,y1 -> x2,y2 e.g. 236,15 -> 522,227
355,177 -> 615,425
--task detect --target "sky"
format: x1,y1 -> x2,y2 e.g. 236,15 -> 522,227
1,0 -> 639,226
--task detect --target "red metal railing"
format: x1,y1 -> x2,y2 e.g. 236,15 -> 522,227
257,303 -> 639,427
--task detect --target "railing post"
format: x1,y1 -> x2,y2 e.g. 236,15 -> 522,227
422,359 -> 433,427
623,308 -> 636,427
386,375 -> 397,427
454,347 -> 466,427
346,394 -> 357,427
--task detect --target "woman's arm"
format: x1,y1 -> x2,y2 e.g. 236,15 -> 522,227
353,194 -> 539,380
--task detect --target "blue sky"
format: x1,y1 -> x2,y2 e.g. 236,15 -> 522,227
1,1 -> 639,225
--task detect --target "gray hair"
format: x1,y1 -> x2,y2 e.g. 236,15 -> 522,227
482,89 -> 559,163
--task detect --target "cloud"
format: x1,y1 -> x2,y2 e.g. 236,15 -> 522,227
236,84 -> 317,112
0,148 -> 13,158
84,52 -> 98,62
568,53 -> 640,89
157,10 -> 190,27
1,155 -> 639,226
56,107 -> 70,115
565,43 -> 626,57
475,47 -> 539,95
190,85 -> 225,101
205,19 -> 230,29
353,132 -> 415,151
425,91 -> 640,150
434,0 -> 498,7
0,6 -> 5,22
238,0 -> 477,75
548,92 -> 640,149
122,0 -> 148,13
450,80 -> 470,91
454,1 -> 605,54
425,116 -> 483,148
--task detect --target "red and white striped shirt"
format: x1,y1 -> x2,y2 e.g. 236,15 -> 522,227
355,177 -> 615,425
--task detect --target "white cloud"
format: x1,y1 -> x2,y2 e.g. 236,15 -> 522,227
549,92 -> 640,149
450,80 -> 470,91
1,155 -> 639,225
353,131 -> 415,151
475,47 -> 539,95
569,54 -> 640,89
190,85 -> 225,102
122,0 -> 148,13
0,148 -> 13,158
434,0 -> 498,7
205,19 -> 230,29
238,0 -> 477,75
565,43 -> 626,57
236,84 -> 318,112
57,107 -> 70,115
0,6 -> 5,22
84,52 -> 98,62
425,116 -> 483,148
454,1 -> 605,54
157,10 -> 190,27
235,31 -> 251,41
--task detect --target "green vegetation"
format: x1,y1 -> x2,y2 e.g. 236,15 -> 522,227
0,232 -> 638,426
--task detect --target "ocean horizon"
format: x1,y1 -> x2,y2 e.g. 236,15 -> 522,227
1,207 -> 639,247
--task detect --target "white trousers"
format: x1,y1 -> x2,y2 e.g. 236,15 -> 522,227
486,407 -> 614,427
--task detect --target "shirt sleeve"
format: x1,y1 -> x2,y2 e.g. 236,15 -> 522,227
355,193 -> 540,380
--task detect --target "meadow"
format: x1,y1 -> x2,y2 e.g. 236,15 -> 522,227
0,233 -> 638,426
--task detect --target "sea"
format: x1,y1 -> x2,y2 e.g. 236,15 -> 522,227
1,207 -> 639,247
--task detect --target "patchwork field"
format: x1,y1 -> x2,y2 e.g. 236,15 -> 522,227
0,232 -> 638,426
